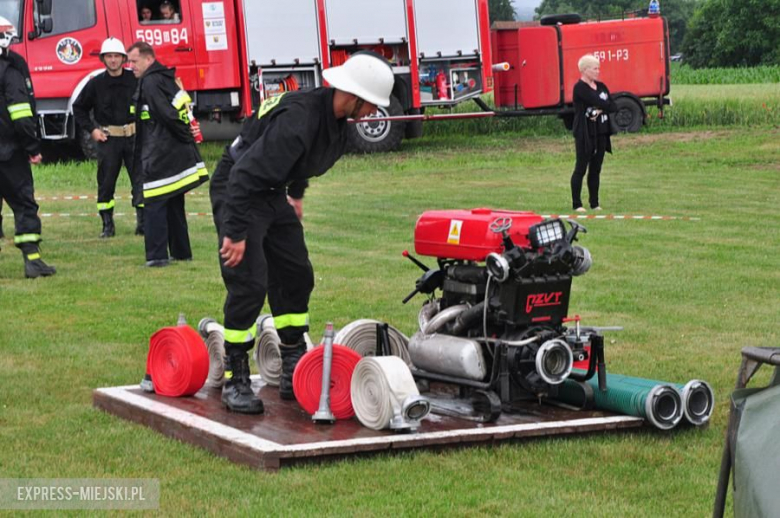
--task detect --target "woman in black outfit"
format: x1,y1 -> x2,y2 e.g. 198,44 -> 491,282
571,55 -> 617,212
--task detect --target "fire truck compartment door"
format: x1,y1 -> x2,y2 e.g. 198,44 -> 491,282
326,0 -> 407,46
518,27 -> 561,109
414,0 -> 480,58
242,0 -> 321,66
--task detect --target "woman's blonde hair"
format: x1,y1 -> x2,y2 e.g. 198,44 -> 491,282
578,54 -> 600,73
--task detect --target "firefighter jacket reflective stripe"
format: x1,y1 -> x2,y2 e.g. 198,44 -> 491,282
210,87 -> 347,241
72,69 -> 137,133
0,50 -> 40,161
133,61 -> 207,202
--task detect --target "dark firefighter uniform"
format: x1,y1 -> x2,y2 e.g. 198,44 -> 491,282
0,49 -> 55,278
210,88 -> 347,409
73,68 -> 141,237
133,61 -> 208,264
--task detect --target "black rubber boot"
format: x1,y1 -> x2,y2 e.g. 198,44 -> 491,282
279,341 -> 307,400
134,207 -> 144,236
99,210 -> 115,238
221,348 -> 264,414
23,247 -> 56,279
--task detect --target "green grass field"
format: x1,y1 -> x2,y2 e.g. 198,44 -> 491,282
1,85 -> 779,515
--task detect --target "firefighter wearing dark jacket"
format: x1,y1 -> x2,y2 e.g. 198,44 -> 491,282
73,38 -> 142,238
210,53 -> 394,414
570,54 -> 617,212
127,41 -> 208,267
0,17 -> 55,278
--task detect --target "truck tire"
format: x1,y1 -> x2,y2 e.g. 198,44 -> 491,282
78,128 -> 98,160
612,96 -> 644,133
347,95 -> 405,153
540,13 -> 582,26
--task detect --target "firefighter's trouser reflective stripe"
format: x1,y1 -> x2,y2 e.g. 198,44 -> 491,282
212,171 -> 314,348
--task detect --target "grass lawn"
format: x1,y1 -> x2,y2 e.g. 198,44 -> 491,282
1,116 -> 778,514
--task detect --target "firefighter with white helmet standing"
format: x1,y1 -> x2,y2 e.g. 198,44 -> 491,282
0,17 -> 55,278
209,52 -> 394,414
73,37 -> 142,238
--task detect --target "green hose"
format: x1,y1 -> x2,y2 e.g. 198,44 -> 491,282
599,375 -> 714,426
556,371 -> 683,430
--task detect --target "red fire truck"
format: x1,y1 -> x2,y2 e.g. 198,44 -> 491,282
4,0 -> 493,154
491,14 -> 671,132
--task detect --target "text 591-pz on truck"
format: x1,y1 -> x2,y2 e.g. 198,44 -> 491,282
4,0 -> 493,154
491,13 -> 671,132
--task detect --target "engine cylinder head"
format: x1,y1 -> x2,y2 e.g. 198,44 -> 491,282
571,246 -> 592,276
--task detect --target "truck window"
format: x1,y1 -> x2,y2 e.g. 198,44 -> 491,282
0,0 -> 21,33
139,1 -> 182,25
33,0 -> 97,37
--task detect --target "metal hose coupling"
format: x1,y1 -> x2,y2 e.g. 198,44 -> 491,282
197,317 -> 226,389
679,380 -> 715,426
351,356 -> 430,431
333,319 -> 412,365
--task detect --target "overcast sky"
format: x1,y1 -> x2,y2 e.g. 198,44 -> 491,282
514,0 -> 543,20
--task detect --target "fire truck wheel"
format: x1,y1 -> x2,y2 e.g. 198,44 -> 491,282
78,128 -> 98,160
348,95 -> 405,153
613,96 -> 644,133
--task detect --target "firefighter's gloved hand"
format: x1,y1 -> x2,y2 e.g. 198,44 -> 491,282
220,237 -> 246,268
287,196 -> 303,221
91,128 -> 108,142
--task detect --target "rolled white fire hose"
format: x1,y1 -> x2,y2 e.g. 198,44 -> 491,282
333,319 -> 412,365
351,356 -> 428,431
255,314 -> 282,387
197,318 -> 226,389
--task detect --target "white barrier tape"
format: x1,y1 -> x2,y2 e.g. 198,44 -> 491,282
351,356 -> 421,430
334,319 -> 412,366
2,212 -> 699,221
542,214 -> 700,221
32,191 -> 206,202
1,212 -> 213,218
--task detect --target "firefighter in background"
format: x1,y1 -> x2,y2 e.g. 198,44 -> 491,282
0,17 -> 56,278
210,53 -> 394,413
127,41 -> 207,267
73,38 -> 142,238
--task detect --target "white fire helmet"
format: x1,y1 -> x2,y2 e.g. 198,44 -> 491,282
0,16 -> 17,49
100,37 -> 127,57
322,53 -> 393,107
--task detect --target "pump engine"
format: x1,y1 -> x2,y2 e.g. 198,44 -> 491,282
404,209 -> 606,420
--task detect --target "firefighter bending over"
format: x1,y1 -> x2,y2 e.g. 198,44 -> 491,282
210,53 -> 394,414
73,38 -> 143,238
0,17 -> 55,278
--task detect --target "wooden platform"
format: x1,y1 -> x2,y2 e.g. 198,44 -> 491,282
93,377 -> 644,471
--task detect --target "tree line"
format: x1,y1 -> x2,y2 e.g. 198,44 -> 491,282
487,0 -> 780,68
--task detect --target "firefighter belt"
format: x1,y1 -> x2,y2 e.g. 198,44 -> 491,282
101,123 -> 136,137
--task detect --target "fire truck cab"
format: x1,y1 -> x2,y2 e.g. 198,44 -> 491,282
3,0 -> 493,154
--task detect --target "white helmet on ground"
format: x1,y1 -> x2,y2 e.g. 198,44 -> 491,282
0,16 -> 17,49
100,37 -> 127,57
322,53 -> 394,108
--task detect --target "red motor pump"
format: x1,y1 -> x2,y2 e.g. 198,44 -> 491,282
403,208 -> 605,419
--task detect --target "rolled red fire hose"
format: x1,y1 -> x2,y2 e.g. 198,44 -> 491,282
293,344 -> 362,420
147,325 -> 209,397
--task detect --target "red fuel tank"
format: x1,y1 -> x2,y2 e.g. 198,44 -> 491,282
414,208 -> 543,261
